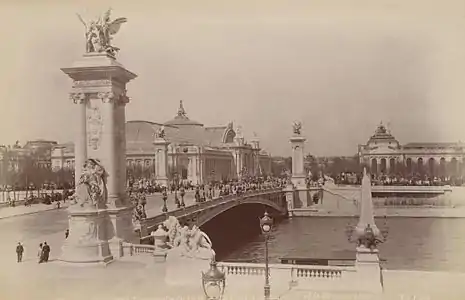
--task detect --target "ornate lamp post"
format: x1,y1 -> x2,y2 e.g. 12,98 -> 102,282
162,187 -> 168,213
202,256 -> 226,300
260,211 -> 273,300
180,185 -> 186,208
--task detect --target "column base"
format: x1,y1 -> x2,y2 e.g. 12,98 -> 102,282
291,175 -> 306,189
107,206 -> 139,244
153,251 -> 167,263
59,207 -> 113,265
108,237 -> 124,259
355,247 -> 383,294
155,177 -> 169,188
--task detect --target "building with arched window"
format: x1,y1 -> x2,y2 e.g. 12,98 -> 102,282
51,101 -> 272,184
358,123 -> 465,178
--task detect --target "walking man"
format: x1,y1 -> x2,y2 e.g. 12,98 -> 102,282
16,242 -> 24,263
38,243 -> 43,263
42,242 -> 50,263
65,229 -> 69,239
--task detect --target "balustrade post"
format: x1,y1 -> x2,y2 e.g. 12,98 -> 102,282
290,267 -> 298,287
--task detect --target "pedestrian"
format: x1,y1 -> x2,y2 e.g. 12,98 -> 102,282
38,243 -> 43,263
65,229 -> 69,239
42,242 -> 50,262
16,242 -> 24,263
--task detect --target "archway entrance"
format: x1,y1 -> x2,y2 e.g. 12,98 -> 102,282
439,158 -> 446,179
371,159 -> 378,175
380,158 -> 387,175
417,158 -> 424,176
406,158 -> 412,175
389,158 -> 396,175
428,158 -> 435,177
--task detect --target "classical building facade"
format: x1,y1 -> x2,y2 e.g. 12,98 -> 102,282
0,140 -> 57,171
51,101 -> 272,184
358,123 -> 465,178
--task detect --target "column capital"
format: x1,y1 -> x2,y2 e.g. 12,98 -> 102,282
98,91 -> 130,105
70,92 -> 88,104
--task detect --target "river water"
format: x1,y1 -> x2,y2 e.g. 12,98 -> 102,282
222,217 -> 465,272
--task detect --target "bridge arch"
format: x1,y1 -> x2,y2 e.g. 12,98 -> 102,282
194,196 -> 286,227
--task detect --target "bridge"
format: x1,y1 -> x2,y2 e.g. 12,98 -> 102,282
140,188 -> 287,239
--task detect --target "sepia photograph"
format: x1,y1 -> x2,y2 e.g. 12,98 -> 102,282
1,0 -> 465,299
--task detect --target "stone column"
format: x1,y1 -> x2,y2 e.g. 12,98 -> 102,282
60,53 -> 138,264
70,93 -> 88,187
98,92 -> 121,206
188,155 -> 199,184
154,138 -> 170,187
290,135 -> 306,188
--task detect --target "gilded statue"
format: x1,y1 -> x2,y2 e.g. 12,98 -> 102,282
292,121 -> 302,135
77,8 -> 127,56
73,159 -> 108,209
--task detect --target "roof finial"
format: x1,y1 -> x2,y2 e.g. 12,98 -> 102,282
177,100 -> 186,117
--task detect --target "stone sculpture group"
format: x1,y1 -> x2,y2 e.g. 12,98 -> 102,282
160,216 -> 215,260
77,8 -> 127,56
292,121 -> 302,135
73,158 -> 109,209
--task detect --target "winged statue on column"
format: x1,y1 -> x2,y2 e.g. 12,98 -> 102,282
77,8 -> 127,56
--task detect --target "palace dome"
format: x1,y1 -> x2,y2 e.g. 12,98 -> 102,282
163,100 -> 204,127
367,122 -> 398,144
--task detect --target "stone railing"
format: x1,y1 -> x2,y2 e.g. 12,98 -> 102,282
122,242 -> 156,256
142,188 -> 284,235
217,262 -> 355,287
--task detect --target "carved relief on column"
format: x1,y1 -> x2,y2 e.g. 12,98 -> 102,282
87,105 -> 103,151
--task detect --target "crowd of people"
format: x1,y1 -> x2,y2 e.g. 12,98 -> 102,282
15,241 -> 52,264
331,172 -> 464,187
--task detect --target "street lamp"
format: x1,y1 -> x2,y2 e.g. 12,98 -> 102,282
260,211 -> 273,300
202,256 -> 226,300
162,187 -> 168,213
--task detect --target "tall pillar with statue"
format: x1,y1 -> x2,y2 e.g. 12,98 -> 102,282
250,133 -> 261,176
290,121 -> 306,188
60,9 -> 138,264
233,126 -> 245,179
154,126 -> 170,187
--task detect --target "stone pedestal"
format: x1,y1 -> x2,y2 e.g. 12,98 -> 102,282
355,247 -> 383,294
165,256 -> 210,286
152,225 -> 169,263
283,184 -> 295,217
107,206 -> 138,257
290,135 -> 306,189
154,138 -> 170,187
59,207 -> 113,265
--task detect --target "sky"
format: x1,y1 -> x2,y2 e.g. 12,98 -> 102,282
1,0 -> 465,156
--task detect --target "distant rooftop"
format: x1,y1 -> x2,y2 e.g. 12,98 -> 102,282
163,100 -> 204,127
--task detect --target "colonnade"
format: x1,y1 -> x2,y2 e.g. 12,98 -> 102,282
368,156 -> 464,177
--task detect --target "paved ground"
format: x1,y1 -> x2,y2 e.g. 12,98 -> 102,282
0,192 -> 198,267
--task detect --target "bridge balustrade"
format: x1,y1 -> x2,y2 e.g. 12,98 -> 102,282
143,188 -> 285,235
217,261 -> 355,289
